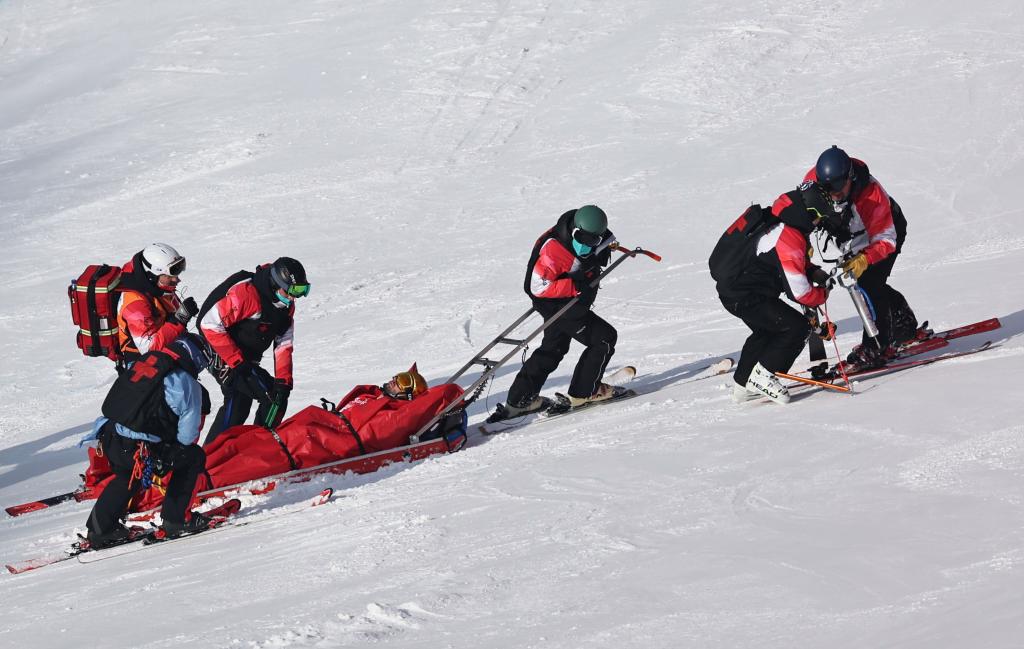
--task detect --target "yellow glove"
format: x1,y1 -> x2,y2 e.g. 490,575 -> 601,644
843,253 -> 869,279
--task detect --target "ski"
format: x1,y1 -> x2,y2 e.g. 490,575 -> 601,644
5,489 -> 90,518
8,488 -> 335,574
7,498 -> 239,574
480,359 -> 733,436
480,365 -> 637,434
6,422 -> 464,520
799,317 -> 1002,379
895,317 -> 999,357
83,488 -> 334,563
480,365 -> 636,431
783,341 -> 996,397
846,340 -> 995,378
5,525 -> 151,574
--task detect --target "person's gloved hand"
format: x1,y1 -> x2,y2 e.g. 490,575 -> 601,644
225,360 -> 254,387
270,378 -> 292,402
225,361 -> 271,403
152,442 -> 186,477
806,313 -> 837,341
173,297 -> 200,325
808,264 -> 830,287
843,253 -> 869,279
566,269 -> 598,296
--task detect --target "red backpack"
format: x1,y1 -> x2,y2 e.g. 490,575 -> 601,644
68,264 -> 123,361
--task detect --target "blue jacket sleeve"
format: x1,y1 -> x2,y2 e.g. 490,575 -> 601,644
162,370 -> 203,445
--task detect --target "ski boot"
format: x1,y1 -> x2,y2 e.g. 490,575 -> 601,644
159,511 -> 212,540
730,381 -> 759,403
486,394 -> 552,423
85,523 -> 135,550
548,383 -> 626,414
744,363 -> 790,404
845,343 -> 886,370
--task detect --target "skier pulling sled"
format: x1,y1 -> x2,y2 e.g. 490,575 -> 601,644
403,205 -> 661,436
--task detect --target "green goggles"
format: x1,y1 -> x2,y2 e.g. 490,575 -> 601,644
286,283 -> 311,298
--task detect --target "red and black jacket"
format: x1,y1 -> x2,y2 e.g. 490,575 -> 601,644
198,264 -> 295,385
522,209 -> 614,312
720,189 -> 828,308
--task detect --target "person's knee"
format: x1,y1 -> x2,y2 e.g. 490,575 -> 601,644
181,444 -> 207,472
604,323 -> 618,349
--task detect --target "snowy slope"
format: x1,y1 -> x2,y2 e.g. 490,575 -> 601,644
1,1 -> 1023,647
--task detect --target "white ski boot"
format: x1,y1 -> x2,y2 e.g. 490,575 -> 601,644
745,363 -> 790,404
730,381 -> 759,403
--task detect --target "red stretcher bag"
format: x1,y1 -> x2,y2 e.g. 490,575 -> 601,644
68,264 -> 123,361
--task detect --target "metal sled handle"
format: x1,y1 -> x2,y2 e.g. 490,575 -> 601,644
409,244 -> 660,443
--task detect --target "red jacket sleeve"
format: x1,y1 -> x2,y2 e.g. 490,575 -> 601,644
852,179 -> 897,264
775,226 -> 828,307
272,317 -> 294,386
199,280 -> 261,368
529,239 -> 579,299
120,293 -> 184,355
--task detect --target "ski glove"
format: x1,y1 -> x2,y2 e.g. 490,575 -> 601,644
567,269 -> 596,296
843,253 -> 869,279
228,361 -> 273,404
806,312 -> 837,341
808,264 -> 830,288
152,442 -> 187,477
270,378 -> 292,401
173,296 -> 200,325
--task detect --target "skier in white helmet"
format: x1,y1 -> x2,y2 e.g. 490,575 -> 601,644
116,243 -> 199,364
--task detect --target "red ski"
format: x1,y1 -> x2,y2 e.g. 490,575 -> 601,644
897,317 -> 1000,357
6,426 -> 466,518
4,490 -> 90,517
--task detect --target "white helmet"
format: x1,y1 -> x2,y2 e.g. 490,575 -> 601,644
141,243 -> 186,278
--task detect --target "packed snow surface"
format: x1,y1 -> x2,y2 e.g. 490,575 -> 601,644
1,1 -> 1023,647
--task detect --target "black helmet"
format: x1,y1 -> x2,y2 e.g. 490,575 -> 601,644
269,257 -> 310,299
815,145 -> 853,193
168,333 -> 212,377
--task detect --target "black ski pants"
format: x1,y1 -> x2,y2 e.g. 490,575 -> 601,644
86,421 -> 206,535
507,304 -> 617,403
722,295 -> 811,386
856,252 -> 915,349
206,364 -> 281,444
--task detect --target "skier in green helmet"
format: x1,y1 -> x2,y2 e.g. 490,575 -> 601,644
495,205 -> 619,419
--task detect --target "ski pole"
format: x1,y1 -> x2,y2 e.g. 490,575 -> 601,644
821,299 -> 851,387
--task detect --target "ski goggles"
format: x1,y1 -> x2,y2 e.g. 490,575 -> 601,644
390,371 -> 427,398
285,282 -> 311,298
571,227 -> 604,249
166,257 -> 186,277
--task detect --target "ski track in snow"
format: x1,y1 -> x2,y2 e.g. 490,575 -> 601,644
3,0 -> 1024,648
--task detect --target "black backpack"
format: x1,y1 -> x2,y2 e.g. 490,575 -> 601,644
708,204 -> 778,290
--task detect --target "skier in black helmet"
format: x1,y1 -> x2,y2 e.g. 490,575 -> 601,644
82,333 -> 214,547
713,183 -> 833,404
198,257 -> 310,443
804,146 -> 919,367
493,205 -> 619,420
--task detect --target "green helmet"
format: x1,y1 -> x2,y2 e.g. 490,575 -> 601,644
573,205 -> 608,235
